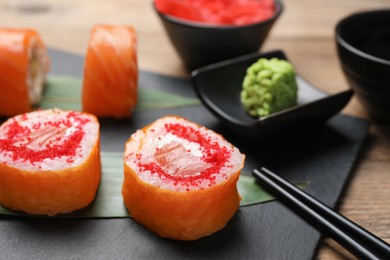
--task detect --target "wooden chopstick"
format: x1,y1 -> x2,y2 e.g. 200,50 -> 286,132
252,168 -> 390,260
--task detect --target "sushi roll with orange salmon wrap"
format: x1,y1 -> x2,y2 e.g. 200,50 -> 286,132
122,116 -> 245,240
82,25 -> 138,118
0,28 -> 50,117
0,109 -> 101,216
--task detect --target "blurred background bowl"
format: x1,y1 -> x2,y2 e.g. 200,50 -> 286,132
335,9 -> 390,123
153,0 -> 283,71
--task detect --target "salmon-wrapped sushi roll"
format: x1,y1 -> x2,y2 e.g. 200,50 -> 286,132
0,28 -> 50,117
0,109 -> 101,216
122,116 -> 245,240
82,25 -> 138,118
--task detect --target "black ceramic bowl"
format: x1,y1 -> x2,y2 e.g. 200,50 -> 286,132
153,0 -> 283,71
336,9 -> 390,123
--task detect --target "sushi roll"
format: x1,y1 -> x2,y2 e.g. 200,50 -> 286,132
0,28 -> 50,117
122,116 -> 245,240
82,24 -> 138,118
0,109 -> 101,216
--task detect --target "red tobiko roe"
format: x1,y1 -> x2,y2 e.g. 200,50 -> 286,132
155,0 -> 275,26
0,111 -> 89,164
136,122 -> 231,186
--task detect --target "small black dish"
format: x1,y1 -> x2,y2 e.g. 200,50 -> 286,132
191,50 -> 353,139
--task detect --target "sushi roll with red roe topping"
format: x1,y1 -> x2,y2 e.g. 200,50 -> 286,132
122,116 -> 245,240
0,109 -> 101,216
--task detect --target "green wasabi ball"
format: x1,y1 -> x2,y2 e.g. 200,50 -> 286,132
240,58 -> 298,117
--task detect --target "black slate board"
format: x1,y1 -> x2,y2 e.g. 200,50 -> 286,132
0,50 -> 369,260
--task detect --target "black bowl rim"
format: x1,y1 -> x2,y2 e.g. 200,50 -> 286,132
335,9 -> 390,66
153,0 -> 283,30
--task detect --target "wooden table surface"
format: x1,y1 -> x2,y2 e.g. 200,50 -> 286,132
1,0 -> 389,259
